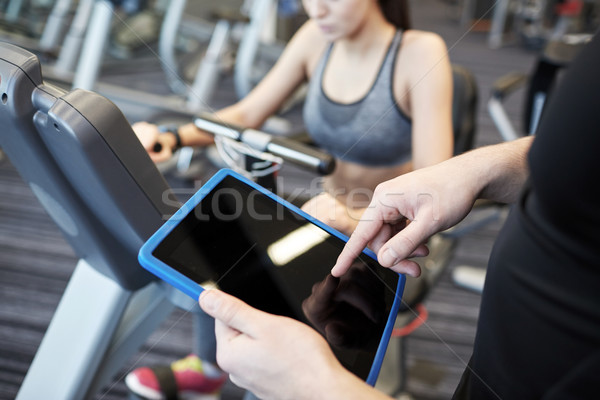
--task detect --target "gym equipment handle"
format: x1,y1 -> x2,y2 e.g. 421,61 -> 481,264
194,114 -> 335,175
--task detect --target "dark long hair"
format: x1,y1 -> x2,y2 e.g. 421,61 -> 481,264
379,0 -> 411,30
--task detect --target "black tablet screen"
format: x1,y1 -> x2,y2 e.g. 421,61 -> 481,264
152,175 -> 400,380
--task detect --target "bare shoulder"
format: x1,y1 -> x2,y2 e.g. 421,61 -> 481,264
392,30 -> 451,107
293,20 -> 326,43
400,30 -> 448,61
286,21 -> 329,67
288,20 -> 327,54
395,30 -> 451,87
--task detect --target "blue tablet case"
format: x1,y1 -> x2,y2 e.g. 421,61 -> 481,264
138,168 -> 405,385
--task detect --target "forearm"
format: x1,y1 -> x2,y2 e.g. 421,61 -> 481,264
453,136 -> 533,204
319,369 -> 395,400
174,27 -> 309,149
176,102 -> 268,148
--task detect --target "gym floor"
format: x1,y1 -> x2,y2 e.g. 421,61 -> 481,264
0,1 -> 537,399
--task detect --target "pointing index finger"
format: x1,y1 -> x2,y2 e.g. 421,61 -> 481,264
331,206 -> 384,277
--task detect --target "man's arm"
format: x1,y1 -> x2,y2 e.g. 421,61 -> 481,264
332,136 -> 533,278
462,136 -> 532,203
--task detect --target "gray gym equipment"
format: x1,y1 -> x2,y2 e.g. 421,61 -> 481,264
69,0 -> 282,118
1,0 -> 59,50
47,0 -> 95,79
487,0 -> 590,49
38,0 -> 74,53
0,41 -> 204,399
3,0 -> 53,23
487,33 -> 591,140
71,0 -> 115,90
158,0 -> 231,103
459,0 -> 551,49
233,0 -> 280,99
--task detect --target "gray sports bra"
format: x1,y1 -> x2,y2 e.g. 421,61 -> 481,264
303,30 -> 412,167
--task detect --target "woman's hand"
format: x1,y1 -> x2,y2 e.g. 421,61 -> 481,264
132,121 -> 176,163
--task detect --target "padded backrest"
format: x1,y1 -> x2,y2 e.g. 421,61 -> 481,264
451,64 -> 479,155
0,42 -> 179,290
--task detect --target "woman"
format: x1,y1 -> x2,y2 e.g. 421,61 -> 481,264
127,1 -> 453,398
135,0 -> 453,235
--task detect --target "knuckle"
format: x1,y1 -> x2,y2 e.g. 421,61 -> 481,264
373,182 -> 387,197
397,233 -> 417,252
219,301 -> 240,325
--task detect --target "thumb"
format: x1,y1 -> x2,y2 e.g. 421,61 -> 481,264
199,289 -> 261,336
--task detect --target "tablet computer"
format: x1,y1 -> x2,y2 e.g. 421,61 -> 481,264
138,169 -> 405,384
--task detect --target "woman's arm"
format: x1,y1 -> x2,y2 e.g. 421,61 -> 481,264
136,22 -> 325,161
396,31 -> 454,169
214,22 -> 324,127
